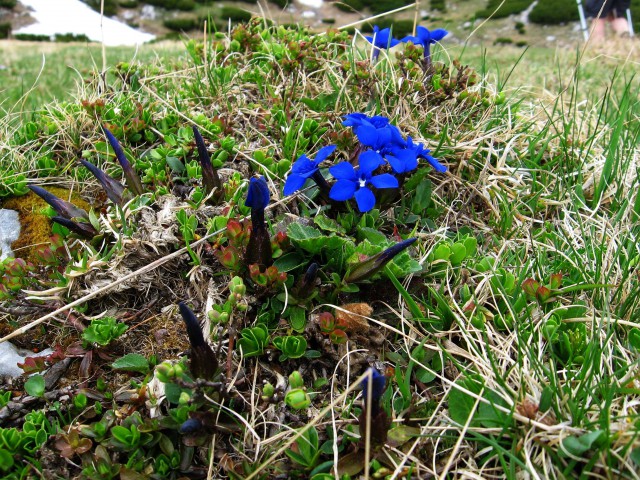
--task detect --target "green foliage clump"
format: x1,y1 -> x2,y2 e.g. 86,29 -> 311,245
119,0 -> 139,7
54,32 -> 91,42
141,0 -> 196,9
13,33 -> 51,41
364,19 -> 415,37
0,0 -> 17,6
431,0 -> 446,12
84,0 -> 119,16
220,6 -> 252,23
163,16 -> 198,31
335,0 -> 412,14
475,0 -> 533,19
269,0 -> 288,7
529,0 -> 578,24
0,22 -> 10,39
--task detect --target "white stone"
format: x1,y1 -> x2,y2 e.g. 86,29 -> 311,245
0,209 -> 20,261
0,342 -> 53,379
15,0 -> 155,46
302,10 -> 316,18
546,35 -> 556,42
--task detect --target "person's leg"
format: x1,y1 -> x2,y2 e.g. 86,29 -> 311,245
611,16 -> 630,35
591,18 -> 608,41
611,0 -> 631,35
586,0 -> 611,41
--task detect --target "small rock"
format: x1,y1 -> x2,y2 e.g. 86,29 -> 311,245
546,35 -> 556,42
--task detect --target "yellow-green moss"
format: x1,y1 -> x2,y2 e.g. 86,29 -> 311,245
1,187 -> 92,263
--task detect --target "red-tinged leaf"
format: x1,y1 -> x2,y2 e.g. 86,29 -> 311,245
334,450 -> 365,477
46,345 -> 66,363
318,312 -> 336,333
330,329 -> 348,344
18,356 -> 47,374
522,278 -> 540,297
536,286 -> 552,303
79,350 -> 93,380
549,272 -> 563,290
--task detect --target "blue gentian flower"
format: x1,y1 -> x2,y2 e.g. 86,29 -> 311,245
329,150 -> 398,212
245,176 -> 270,211
283,145 -> 336,195
365,26 -> 401,61
343,113 -> 390,130
354,123 -> 404,153
362,367 -> 386,404
402,26 -> 448,64
389,136 -> 446,174
385,149 -> 419,174
245,176 -> 273,268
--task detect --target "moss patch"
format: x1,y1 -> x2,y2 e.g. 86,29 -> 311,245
1,187 -> 92,263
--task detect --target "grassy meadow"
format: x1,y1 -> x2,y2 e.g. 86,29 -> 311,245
0,10 -> 640,480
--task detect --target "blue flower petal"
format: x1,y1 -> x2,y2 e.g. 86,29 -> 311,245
416,26 -> 430,42
358,150 -> 384,175
291,155 -> 316,175
245,176 -> 270,209
330,179 -> 357,201
386,155 -> 404,173
343,113 -> 367,127
283,174 -> 307,196
426,155 -> 447,173
315,144 -> 337,163
362,368 -> 386,402
370,173 -> 399,189
355,125 -> 379,147
329,162 -> 357,181
430,28 -> 448,42
354,187 -> 376,212
402,35 -> 423,46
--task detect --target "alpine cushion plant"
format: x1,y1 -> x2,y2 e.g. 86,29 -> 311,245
329,150 -> 398,212
283,144 -> 336,196
365,25 -> 401,62
402,26 -> 449,66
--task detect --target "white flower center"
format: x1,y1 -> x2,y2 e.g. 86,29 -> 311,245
359,178 -> 367,188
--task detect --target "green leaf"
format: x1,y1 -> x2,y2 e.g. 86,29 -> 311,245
313,214 -> 345,234
560,430 -> 605,457
288,306 -> 307,332
0,448 -> 14,471
273,252 -> 307,272
449,243 -> 467,266
166,156 -> 185,173
25,374 -> 45,397
448,375 -> 483,426
432,243 -> 451,262
112,354 -> 150,374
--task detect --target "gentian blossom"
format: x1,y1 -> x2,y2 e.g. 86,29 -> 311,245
365,25 -> 401,61
283,145 -> 336,195
402,26 -> 448,64
359,367 -> 390,444
362,367 -> 386,412
245,176 -> 272,268
388,136 -> 446,174
329,150 -> 398,212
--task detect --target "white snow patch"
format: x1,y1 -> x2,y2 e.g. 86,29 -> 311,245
297,0 -> 323,8
0,209 -> 20,261
0,342 -> 53,378
16,0 -> 155,46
